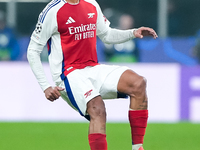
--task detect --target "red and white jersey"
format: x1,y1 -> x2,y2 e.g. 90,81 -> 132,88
31,0 -> 110,82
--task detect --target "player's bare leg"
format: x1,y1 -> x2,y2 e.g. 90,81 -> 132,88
118,70 -> 148,150
87,96 -> 107,150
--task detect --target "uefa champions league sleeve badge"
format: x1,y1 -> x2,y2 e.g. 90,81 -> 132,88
35,22 -> 42,34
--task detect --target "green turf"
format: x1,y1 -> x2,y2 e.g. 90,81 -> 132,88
144,123 -> 200,150
0,122 -> 199,150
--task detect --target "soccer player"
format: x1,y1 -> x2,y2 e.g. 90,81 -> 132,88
27,0 -> 158,150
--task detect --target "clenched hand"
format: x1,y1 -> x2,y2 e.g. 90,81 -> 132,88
44,86 -> 65,102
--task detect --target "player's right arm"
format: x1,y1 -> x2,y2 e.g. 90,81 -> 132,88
27,41 -> 64,101
27,3 -> 64,101
27,40 -> 51,92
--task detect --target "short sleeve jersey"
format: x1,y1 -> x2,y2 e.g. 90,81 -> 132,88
31,0 -> 110,82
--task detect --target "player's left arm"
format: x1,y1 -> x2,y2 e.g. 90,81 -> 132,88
98,27 -> 136,44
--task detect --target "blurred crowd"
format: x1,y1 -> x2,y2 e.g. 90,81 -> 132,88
192,30 -> 200,64
0,10 -> 20,61
98,9 -> 139,62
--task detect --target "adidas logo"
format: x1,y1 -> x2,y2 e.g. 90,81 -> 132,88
84,89 -> 93,98
66,17 -> 75,24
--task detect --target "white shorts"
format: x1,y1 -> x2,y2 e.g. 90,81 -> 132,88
58,64 -> 129,118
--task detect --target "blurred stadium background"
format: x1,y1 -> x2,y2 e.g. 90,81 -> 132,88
0,0 -> 200,150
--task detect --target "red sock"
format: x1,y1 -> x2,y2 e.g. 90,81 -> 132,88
129,110 -> 148,145
88,133 -> 107,150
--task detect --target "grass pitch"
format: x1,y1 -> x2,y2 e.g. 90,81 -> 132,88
0,122 -> 199,150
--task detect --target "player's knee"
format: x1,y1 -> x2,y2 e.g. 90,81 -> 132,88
130,75 -> 147,96
87,99 -> 106,120
89,105 -> 106,121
